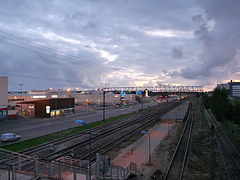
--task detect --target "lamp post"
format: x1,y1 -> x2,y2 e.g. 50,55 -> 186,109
75,120 -> 92,180
19,83 -> 23,115
201,89 -> 204,129
162,116 -> 169,136
140,130 -> 151,165
130,94 -> 133,112
103,90 -> 106,121
86,99 -> 89,112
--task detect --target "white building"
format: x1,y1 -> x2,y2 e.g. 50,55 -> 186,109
230,82 -> 240,98
217,80 -> 240,99
217,83 -> 230,90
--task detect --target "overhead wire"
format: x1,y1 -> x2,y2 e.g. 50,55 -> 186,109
0,30 -> 118,72
0,29 -> 162,87
0,71 -> 82,83
0,29 -> 121,86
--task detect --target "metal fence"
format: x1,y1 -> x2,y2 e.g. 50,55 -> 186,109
0,149 -> 137,180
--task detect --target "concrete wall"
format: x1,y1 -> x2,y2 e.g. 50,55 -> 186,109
0,76 -> 8,106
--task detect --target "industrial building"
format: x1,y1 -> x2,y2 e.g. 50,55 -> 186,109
7,88 -> 152,117
21,98 -> 75,118
217,80 -> 240,99
0,76 -> 8,119
229,81 -> 240,98
8,89 -> 138,109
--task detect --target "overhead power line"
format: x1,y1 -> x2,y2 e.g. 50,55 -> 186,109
0,71 -> 82,83
0,29 -> 118,72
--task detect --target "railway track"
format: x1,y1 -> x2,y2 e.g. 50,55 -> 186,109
0,104 -> 165,160
0,100 -> 185,164
44,100 -> 185,161
0,100 -> 190,179
205,108 -> 240,179
164,102 -> 193,180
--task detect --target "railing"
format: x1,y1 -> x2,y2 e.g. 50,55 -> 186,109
0,149 -> 137,180
0,149 -> 89,180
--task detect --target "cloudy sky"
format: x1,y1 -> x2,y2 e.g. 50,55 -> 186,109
0,0 -> 239,91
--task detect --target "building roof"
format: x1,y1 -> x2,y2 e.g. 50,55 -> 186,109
19,98 -> 74,104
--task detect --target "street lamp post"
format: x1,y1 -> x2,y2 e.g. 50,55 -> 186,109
168,118 -> 169,136
162,116 -> 169,136
86,99 -> 89,112
103,90 -> 106,121
201,89 -> 204,129
140,130 -> 151,165
75,120 -> 92,180
19,83 -> 23,116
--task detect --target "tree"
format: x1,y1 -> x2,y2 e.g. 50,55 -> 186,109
209,88 -> 231,121
231,100 -> 240,125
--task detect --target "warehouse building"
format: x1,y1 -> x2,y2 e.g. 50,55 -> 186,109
21,98 -> 75,118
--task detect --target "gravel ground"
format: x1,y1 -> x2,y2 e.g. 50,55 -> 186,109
133,98 -> 228,180
185,101 -> 227,180
69,99 -> 228,179
137,121 -> 184,179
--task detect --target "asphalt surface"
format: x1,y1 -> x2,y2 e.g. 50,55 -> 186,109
0,102 -> 158,146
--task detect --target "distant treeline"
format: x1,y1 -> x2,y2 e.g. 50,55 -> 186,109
204,88 -> 240,125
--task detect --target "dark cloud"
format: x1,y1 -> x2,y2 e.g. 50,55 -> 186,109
1,0 -> 237,90
176,0 -> 240,86
172,48 -> 183,59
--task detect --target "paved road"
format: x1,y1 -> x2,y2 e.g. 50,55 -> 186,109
0,102 -> 158,146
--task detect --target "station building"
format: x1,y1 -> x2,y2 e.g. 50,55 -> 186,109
0,76 -> 8,119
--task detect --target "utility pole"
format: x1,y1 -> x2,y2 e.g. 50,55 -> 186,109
148,133 -> 151,165
210,124 -> 215,180
202,89 -> 204,129
103,90 -> 106,122
19,83 -> 23,116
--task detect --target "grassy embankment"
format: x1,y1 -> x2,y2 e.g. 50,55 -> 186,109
220,120 -> 240,149
1,112 -> 136,152
187,97 -> 227,180
1,104 -> 157,152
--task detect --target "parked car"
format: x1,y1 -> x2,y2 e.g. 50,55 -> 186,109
0,133 -> 21,142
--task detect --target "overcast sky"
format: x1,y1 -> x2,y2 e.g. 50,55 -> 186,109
0,0 -> 239,91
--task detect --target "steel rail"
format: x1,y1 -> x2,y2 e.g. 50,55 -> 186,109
163,103 -> 193,180
46,101 -> 183,161
78,102 -> 182,161
0,102 -> 170,163
0,100 -> 187,180
179,115 -> 194,179
5,100 -> 184,177
205,108 -> 240,179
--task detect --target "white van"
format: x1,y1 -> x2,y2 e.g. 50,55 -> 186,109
0,133 -> 21,142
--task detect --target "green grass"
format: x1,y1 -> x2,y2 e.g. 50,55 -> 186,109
1,112 -> 137,152
195,96 -> 201,105
220,120 -> 240,147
